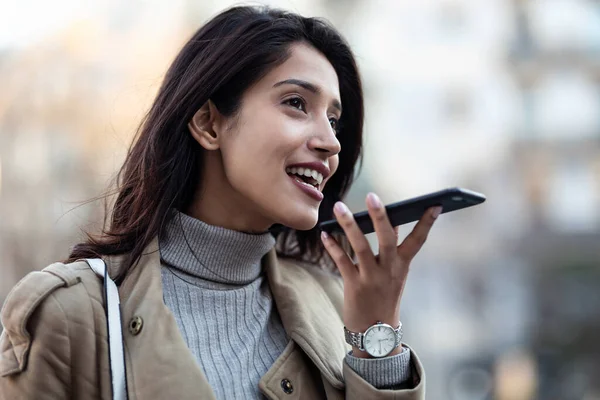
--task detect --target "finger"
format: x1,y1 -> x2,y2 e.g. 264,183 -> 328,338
365,193 -> 397,261
333,201 -> 374,269
320,231 -> 358,279
397,206 -> 442,262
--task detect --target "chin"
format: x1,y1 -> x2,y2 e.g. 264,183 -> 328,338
280,211 -> 319,231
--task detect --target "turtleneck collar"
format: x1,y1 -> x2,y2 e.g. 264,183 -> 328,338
159,209 -> 276,285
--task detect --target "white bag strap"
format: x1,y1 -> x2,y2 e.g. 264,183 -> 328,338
84,258 -> 128,400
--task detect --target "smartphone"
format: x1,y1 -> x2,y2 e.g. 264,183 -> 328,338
319,187 -> 486,235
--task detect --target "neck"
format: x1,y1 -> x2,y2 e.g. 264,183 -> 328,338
186,152 -> 273,233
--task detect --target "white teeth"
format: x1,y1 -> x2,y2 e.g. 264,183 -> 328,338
285,167 -> 324,187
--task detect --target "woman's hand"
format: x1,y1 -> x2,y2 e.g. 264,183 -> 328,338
320,192 -> 441,358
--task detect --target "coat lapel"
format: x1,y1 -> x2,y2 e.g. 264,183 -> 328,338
108,238 -> 217,400
264,249 -> 347,389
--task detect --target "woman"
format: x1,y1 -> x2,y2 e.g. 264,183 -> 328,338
0,6 -> 440,400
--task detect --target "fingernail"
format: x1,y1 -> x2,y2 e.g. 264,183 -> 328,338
321,231 -> 329,242
367,192 -> 382,209
334,202 -> 349,215
432,206 -> 443,219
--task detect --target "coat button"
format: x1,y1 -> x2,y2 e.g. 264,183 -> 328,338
128,316 -> 143,335
280,379 -> 293,394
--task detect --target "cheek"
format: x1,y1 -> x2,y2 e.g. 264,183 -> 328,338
221,123 -> 290,188
323,156 -> 340,188
232,108 -> 300,156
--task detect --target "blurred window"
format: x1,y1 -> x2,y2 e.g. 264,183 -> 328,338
544,158 -> 599,233
528,0 -> 600,52
532,72 -> 600,138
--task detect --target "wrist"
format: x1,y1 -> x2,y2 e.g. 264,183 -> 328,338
345,320 -> 403,358
351,347 -> 371,359
345,314 -> 400,334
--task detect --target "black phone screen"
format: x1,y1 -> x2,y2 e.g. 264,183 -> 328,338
318,187 -> 486,235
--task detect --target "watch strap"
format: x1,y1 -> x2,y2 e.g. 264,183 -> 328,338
344,327 -> 364,350
344,321 -> 403,352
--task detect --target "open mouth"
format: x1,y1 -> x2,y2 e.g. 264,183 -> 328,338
285,167 -> 323,190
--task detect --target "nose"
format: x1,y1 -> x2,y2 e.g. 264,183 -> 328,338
308,117 -> 341,156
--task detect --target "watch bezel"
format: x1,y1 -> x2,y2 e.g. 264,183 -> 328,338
363,322 -> 397,358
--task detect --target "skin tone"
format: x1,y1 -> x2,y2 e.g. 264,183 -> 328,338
321,196 -> 441,358
187,42 -> 341,233
187,41 -> 441,359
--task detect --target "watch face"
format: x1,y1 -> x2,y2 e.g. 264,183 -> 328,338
364,324 -> 396,357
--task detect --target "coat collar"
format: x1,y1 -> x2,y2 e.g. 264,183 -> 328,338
108,237 -> 347,389
264,250 -> 347,389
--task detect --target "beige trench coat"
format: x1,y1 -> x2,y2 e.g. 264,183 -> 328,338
0,238 -> 425,399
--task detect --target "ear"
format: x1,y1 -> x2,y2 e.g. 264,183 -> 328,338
188,100 -> 225,151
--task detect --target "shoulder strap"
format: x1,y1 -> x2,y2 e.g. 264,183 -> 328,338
83,258 -> 128,400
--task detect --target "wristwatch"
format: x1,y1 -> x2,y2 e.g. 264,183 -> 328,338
344,321 -> 403,358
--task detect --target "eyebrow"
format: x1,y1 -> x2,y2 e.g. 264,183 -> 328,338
273,78 -> 342,113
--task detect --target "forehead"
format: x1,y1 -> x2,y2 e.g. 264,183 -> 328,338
258,42 -> 341,101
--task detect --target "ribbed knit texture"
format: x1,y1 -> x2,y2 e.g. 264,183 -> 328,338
160,210 -> 285,400
159,209 -> 412,399
345,348 -> 412,389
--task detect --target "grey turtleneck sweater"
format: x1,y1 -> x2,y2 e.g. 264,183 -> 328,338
159,210 -> 412,399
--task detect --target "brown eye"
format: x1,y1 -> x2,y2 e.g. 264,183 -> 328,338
329,117 -> 339,133
285,97 -> 306,113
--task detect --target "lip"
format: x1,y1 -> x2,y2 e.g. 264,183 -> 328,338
288,174 -> 324,201
285,161 -> 330,202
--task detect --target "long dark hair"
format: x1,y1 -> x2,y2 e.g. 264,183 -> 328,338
66,5 -> 364,281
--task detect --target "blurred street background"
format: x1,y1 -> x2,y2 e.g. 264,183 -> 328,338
1,0 -> 599,399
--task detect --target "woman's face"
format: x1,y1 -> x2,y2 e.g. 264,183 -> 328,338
197,42 -> 342,232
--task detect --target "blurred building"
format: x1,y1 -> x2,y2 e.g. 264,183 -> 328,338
0,1 -> 189,298
507,1 -> 600,398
